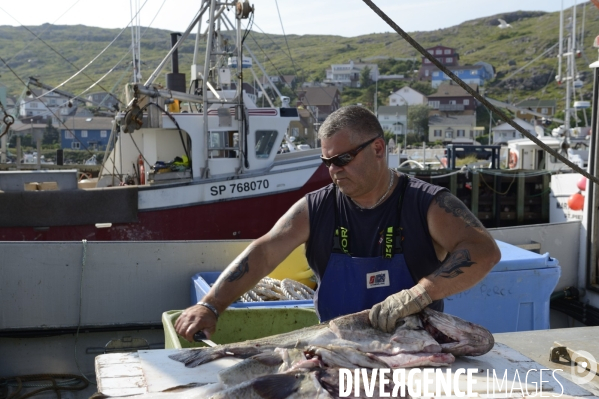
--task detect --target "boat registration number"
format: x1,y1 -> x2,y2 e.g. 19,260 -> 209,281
210,179 -> 270,196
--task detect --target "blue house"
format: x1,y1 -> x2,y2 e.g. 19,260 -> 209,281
60,116 -> 113,151
431,62 -> 495,88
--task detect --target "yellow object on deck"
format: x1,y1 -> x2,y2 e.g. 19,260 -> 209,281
268,244 -> 316,289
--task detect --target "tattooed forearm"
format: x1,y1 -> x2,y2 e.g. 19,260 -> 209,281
434,249 -> 476,278
224,254 -> 250,282
434,192 -> 484,231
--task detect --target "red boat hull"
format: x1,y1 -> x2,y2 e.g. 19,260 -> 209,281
0,165 -> 332,241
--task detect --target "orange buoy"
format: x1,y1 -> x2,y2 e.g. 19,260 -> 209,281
577,176 -> 587,191
568,192 -> 584,211
508,149 -> 518,169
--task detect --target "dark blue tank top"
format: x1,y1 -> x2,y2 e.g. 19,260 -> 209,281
305,174 -> 447,311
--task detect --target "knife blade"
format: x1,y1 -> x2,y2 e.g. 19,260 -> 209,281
193,331 -> 217,347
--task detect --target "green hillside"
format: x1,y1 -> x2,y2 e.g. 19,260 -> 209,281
1,6 -> 598,114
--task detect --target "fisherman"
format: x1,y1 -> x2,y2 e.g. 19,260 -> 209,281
176,105 -> 501,341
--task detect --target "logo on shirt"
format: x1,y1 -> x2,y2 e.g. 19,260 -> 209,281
366,270 -> 390,289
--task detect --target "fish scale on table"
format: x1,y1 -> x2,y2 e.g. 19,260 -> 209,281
168,308 -> 494,398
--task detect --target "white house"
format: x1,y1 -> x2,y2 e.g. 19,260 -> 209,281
325,60 -> 379,88
19,89 -> 73,119
377,105 -> 408,136
388,86 -> 427,106
491,118 -> 536,145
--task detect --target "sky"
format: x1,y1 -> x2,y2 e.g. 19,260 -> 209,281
0,0 -> 576,38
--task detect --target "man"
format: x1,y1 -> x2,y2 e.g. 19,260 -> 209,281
176,105 -> 501,341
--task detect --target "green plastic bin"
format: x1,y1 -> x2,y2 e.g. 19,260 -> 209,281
163,307 -> 320,349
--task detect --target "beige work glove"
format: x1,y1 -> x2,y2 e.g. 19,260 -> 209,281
369,284 -> 432,333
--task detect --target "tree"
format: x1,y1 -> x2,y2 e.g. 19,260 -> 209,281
43,120 -> 60,145
408,104 -> 431,142
360,66 -> 372,88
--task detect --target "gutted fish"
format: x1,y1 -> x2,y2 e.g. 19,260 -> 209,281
210,370 -> 333,399
169,308 -> 494,369
421,308 -> 494,356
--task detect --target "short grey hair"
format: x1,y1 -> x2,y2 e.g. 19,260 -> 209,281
318,105 -> 384,142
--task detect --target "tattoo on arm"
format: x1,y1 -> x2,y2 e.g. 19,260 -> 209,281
269,201 -> 306,240
434,249 -> 476,278
224,254 -> 250,282
434,192 -> 485,231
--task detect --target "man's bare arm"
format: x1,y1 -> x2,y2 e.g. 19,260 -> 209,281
419,192 -> 501,300
207,198 -> 310,312
175,198 -> 310,342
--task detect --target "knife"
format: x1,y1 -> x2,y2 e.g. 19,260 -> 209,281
193,331 -> 217,347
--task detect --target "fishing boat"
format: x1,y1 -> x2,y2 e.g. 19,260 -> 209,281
0,0 -> 330,241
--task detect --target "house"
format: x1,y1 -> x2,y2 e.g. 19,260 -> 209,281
297,87 -> 341,122
427,81 -> 478,113
289,108 -> 318,148
280,75 -> 296,89
514,100 -> 557,124
19,88 -> 77,119
60,116 -> 114,150
428,114 -> 484,144
325,60 -> 379,88
491,118 -> 536,145
430,64 -> 494,88
418,46 -> 459,80
388,87 -> 427,106
86,92 -> 119,110
377,105 -> 408,136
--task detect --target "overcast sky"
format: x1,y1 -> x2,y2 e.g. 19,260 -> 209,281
0,0 -> 579,37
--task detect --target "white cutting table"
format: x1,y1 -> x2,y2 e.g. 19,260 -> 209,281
95,328 -> 599,398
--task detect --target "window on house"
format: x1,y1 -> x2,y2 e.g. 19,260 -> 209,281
434,130 -> 442,137
81,130 -> 88,138
65,131 -> 74,139
457,130 -> 465,137
255,130 -> 278,159
542,108 -> 548,114
463,99 -> 470,105
425,70 -> 430,77
424,59 -> 430,64
445,130 -> 453,138
428,101 -> 440,109
30,103 -> 38,108
291,127 -> 299,137
444,49 -> 451,54
71,142 -> 80,149
391,99 -> 396,104
446,58 -> 453,63
449,100 -> 457,105
433,72 -> 439,77
472,70 -> 478,75
101,130 -> 108,138
435,49 -> 442,55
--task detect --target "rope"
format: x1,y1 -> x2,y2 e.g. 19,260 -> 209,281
0,374 -> 88,399
238,277 -> 314,303
360,0 -> 599,187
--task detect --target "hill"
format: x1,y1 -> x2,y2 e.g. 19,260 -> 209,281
0,6 -> 598,114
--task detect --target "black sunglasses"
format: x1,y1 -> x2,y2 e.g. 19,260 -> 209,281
320,136 -> 381,168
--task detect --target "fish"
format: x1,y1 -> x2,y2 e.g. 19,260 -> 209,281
218,348 -> 312,386
421,308 -> 495,356
169,308 -> 494,368
210,369 -> 334,399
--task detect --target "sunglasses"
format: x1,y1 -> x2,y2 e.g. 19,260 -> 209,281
320,136 -> 381,168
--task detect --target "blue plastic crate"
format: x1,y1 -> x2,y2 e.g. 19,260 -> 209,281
191,272 -> 314,308
444,240 -> 561,333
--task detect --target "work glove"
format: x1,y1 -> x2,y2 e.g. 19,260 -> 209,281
369,284 -> 432,333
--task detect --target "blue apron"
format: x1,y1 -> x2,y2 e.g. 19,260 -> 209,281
314,176 -> 415,322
